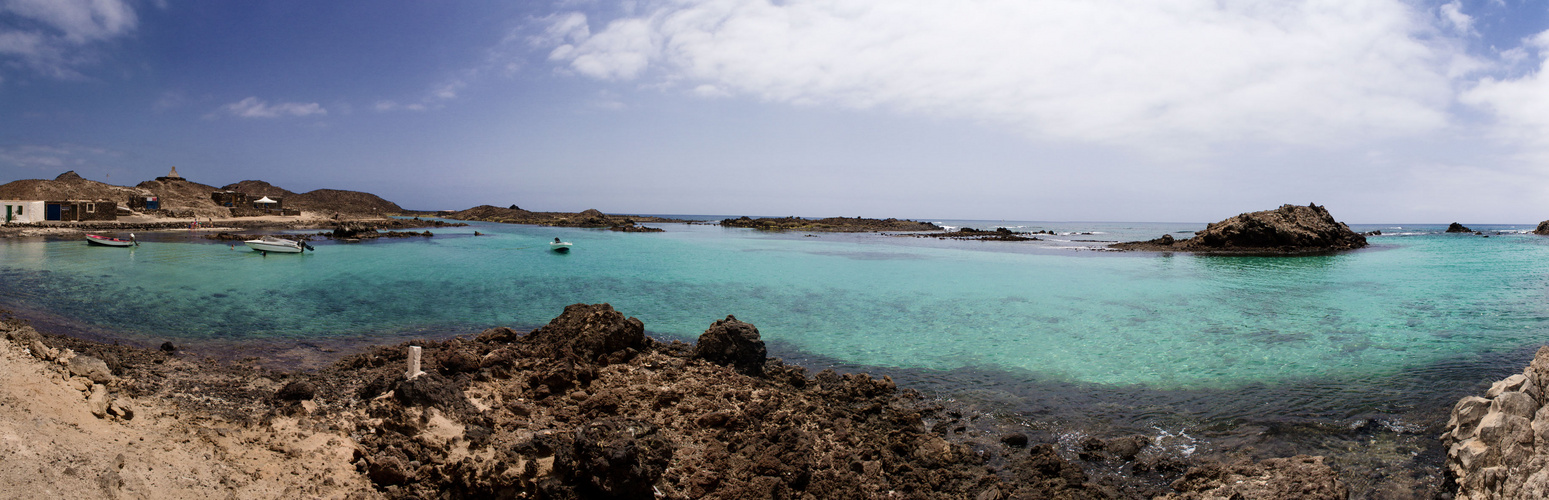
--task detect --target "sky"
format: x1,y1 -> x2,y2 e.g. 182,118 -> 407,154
2,0 -> 1549,223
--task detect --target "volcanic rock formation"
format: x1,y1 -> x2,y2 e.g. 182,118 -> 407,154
1112,203 -> 1367,254
1443,346 -> 1549,499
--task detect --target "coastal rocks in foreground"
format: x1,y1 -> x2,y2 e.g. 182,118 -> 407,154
1157,455 -> 1348,499
720,215 -> 941,232
1443,346 -> 1549,499
1111,203 -> 1367,254
444,205 -> 675,231
332,303 -> 1116,498
0,305 -> 1358,499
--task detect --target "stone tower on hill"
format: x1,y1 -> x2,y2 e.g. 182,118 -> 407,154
156,166 -> 184,182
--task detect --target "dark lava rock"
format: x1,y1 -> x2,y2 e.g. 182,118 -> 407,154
1001,433 -> 1030,448
436,349 -> 481,374
159,341 -> 176,353
475,326 -> 521,344
392,372 -> 464,408
367,455 -> 413,486
1446,222 -> 1473,233
519,303 -> 646,365
551,418 -> 674,499
273,380 -> 315,401
692,315 -> 768,376
1105,435 -> 1151,461
1159,455 -> 1348,499
1535,221 -> 1549,236
1113,203 -> 1366,254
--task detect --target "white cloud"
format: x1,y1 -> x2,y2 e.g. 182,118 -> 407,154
0,143 -> 119,173
217,97 -> 328,119
541,0 -> 1472,151
1461,30 -> 1549,154
1439,1 -> 1473,35
0,0 -> 137,80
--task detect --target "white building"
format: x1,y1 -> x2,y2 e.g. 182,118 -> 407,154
1,200 -> 45,223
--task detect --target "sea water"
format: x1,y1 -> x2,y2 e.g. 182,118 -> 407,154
2,220 -> 1547,437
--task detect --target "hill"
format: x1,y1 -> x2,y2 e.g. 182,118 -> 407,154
136,178 -> 230,218
0,171 -> 149,205
1,171 -> 408,219
220,180 -> 296,199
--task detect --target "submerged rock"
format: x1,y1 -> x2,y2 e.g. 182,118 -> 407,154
1112,203 -> 1367,254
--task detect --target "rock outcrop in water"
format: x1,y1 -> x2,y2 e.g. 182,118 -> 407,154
1533,221 -> 1549,236
1111,204 -> 1367,254
443,205 -> 679,230
720,216 -> 941,232
1447,222 -> 1475,233
1444,346 -> 1549,499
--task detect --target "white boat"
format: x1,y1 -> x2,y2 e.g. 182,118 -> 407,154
244,236 -> 311,253
85,234 -> 136,247
550,239 -> 573,253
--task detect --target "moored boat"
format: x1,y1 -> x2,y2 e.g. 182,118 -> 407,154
244,236 -> 312,253
85,234 -> 136,247
550,238 -> 572,253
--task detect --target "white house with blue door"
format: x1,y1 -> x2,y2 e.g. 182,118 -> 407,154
1,201 -> 45,223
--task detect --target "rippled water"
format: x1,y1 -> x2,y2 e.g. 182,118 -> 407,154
3,220 -> 1547,443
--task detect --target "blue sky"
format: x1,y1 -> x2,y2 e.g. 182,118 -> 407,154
3,0 -> 1549,223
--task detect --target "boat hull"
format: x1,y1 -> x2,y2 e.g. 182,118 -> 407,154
550,242 -> 572,253
85,235 -> 134,247
245,240 -> 304,253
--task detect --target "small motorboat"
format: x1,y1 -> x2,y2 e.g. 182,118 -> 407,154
244,236 -> 313,253
550,238 -> 573,253
85,234 -> 137,247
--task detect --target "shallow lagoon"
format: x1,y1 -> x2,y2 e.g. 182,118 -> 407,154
2,220 -> 1547,439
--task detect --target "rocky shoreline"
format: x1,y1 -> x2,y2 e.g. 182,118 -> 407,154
0,305 -> 1360,499
1443,346 -> 1549,498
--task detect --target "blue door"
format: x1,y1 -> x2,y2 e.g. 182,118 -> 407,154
45,203 -> 61,220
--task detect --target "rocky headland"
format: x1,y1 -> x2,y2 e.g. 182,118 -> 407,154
1533,221 -> 1549,236
720,216 -> 941,232
443,205 -> 676,231
1443,346 -> 1549,499
1111,204 -> 1368,255
0,305 -> 1355,499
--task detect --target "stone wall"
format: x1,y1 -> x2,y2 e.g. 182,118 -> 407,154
1444,346 -> 1549,498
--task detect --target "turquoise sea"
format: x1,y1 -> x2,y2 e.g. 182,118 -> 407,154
3,218 -> 1547,470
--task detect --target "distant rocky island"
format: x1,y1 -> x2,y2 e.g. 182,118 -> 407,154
439,205 -> 684,231
720,216 -> 940,232
1111,203 -> 1368,254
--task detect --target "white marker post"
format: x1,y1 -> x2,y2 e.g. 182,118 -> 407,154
406,346 -> 426,380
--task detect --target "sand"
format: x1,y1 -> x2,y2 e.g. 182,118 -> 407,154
0,331 -> 374,499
